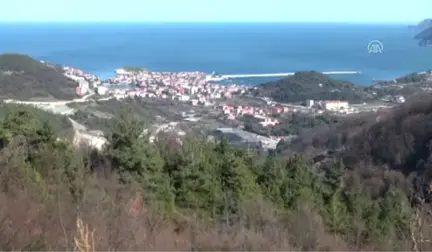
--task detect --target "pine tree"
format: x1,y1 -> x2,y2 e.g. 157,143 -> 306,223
107,109 -> 174,211
216,140 -> 258,223
322,160 -> 349,234
171,140 -> 222,214
257,155 -> 286,206
282,154 -> 319,208
379,186 -> 412,238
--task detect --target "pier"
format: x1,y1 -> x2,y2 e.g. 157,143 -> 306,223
206,71 -> 362,81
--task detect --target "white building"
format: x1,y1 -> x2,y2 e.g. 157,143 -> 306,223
179,95 -> 190,102
322,100 -> 349,111
115,68 -> 129,75
305,99 -> 314,107
97,86 -> 108,95
395,96 -> 405,104
259,118 -> 280,127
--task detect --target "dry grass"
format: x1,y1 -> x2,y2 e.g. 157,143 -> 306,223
0,169 -> 412,251
0,177 -> 310,251
74,218 -> 95,252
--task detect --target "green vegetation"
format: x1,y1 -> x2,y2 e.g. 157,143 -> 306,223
122,66 -> 148,72
87,98 -> 183,122
375,72 -> 428,86
3,54 -> 432,250
0,53 -> 78,100
2,95 -> 432,250
242,112 -> 340,137
70,109 -> 115,135
396,72 -> 428,83
256,71 -> 432,104
69,98 -> 201,135
256,71 -> 366,103
0,103 -> 73,139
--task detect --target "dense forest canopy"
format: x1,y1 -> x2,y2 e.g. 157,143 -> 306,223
280,94 -> 432,197
256,71 -> 365,103
243,112 -> 340,137
1,97 -> 432,250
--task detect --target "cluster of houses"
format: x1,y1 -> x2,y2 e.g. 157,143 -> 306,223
63,66 -> 100,96
112,69 -> 206,87
105,68 -> 249,102
220,99 -> 353,128
63,66 -> 251,106
305,99 -> 349,111
61,66 -> 361,128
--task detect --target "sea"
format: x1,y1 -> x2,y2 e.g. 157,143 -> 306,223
0,22 -> 431,85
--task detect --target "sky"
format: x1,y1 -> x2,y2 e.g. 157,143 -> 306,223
1,0 -> 430,23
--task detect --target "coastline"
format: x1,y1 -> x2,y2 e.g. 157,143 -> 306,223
93,68 -> 364,87
88,66 -> 424,86
2,22 -> 429,86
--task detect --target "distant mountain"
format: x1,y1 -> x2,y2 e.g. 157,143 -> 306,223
409,19 -> 432,29
414,27 -> 432,46
255,71 -> 365,103
412,19 -> 432,46
282,94 -> 432,198
0,53 -> 78,100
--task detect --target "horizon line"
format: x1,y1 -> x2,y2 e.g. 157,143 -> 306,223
0,20 -> 420,25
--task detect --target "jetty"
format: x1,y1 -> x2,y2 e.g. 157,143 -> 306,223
206,71 -> 362,81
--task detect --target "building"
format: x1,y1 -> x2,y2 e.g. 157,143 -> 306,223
305,99 -> 314,107
272,106 -> 283,114
179,95 -> 190,102
190,99 -> 199,106
259,118 -> 280,127
322,100 -> 349,111
97,86 -> 108,95
115,68 -> 129,75
75,87 -> 87,96
395,96 -> 405,104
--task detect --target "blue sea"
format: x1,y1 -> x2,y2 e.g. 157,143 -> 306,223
0,22 -> 431,85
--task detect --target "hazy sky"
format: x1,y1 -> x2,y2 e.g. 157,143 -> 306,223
1,0 -> 429,23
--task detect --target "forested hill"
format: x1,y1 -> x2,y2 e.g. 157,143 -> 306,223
280,94 -> 432,201
2,96 -> 432,250
0,53 -> 77,100
255,71 -> 366,103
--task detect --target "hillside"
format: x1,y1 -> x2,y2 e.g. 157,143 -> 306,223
0,53 -> 78,100
0,103 -> 74,139
255,71 -> 366,103
279,93 -> 432,201
3,97 -> 432,250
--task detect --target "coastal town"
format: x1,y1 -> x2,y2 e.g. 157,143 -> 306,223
63,65 -> 401,125
3,61 -> 412,152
